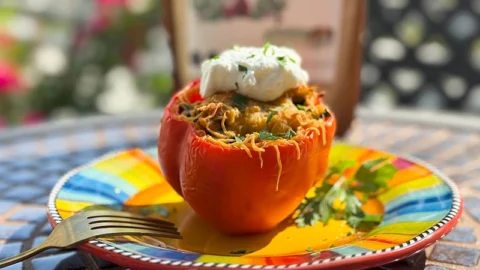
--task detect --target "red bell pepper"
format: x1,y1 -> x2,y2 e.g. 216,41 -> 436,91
158,79 -> 336,235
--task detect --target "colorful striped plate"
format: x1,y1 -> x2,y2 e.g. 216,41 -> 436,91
47,143 -> 463,270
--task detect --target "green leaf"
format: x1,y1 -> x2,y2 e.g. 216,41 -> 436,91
345,193 -> 363,216
238,65 -> 248,72
319,201 -> 332,224
306,247 -> 314,253
296,104 -> 306,110
289,57 -> 297,63
347,214 -> 364,228
266,111 -> 276,124
234,136 -> 245,143
363,214 -> 383,223
247,54 -> 255,59
328,160 -> 356,175
211,55 -> 219,60
354,158 -> 397,194
277,56 -> 287,67
232,93 -> 248,109
294,158 -> 392,230
263,41 -> 271,55
258,131 -> 279,140
284,128 -> 296,140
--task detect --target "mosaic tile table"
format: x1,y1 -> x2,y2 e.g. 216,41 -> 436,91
0,108 -> 478,270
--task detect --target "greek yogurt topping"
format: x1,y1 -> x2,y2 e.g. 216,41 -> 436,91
199,44 -> 309,102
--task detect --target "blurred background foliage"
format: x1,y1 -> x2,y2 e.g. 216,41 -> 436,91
0,0 -> 173,128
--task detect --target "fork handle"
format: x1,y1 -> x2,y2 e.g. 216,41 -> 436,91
0,242 -> 51,268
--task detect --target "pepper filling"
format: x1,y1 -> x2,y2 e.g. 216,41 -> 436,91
177,85 -> 330,146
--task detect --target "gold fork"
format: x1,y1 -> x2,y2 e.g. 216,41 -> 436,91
0,210 -> 181,268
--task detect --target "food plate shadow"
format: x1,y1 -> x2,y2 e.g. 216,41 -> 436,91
79,203 -> 282,257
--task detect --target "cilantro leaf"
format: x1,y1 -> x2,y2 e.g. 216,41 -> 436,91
289,57 -> 297,63
263,41 -> 271,55
232,93 -> 248,109
363,214 -> 383,223
347,214 -> 364,228
327,160 -> 356,176
284,128 -> 296,140
266,111 -> 276,124
294,158 -> 396,230
258,131 -> 279,141
247,54 -> 255,59
306,247 -> 314,253
265,107 -> 285,125
234,136 -> 245,143
211,55 -> 219,60
277,56 -> 287,67
238,65 -> 248,72
354,158 -> 397,194
296,104 -> 306,110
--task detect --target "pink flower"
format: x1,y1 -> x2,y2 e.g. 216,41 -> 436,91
22,111 -> 46,126
0,61 -> 22,94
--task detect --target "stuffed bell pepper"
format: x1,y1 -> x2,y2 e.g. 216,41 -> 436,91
158,44 -> 336,235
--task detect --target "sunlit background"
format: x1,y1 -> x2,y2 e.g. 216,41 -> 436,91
1,0 -> 480,129
0,0 -> 173,128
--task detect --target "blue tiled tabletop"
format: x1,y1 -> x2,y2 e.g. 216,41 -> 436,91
0,110 -> 478,269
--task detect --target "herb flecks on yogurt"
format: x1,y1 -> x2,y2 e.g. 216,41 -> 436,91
200,43 -> 309,102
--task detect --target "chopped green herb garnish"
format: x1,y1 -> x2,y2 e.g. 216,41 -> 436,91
229,249 -> 246,254
306,247 -> 314,253
232,93 -> 248,109
235,82 -> 239,90
296,104 -> 306,110
284,128 -> 296,140
211,55 -> 219,60
247,54 -> 255,59
289,57 -> 296,63
277,56 -> 287,67
294,158 -> 397,229
263,42 -> 271,55
234,136 -> 245,143
265,106 -> 285,125
238,65 -> 248,72
266,111 -> 276,124
347,231 -> 353,236
258,131 -> 279,141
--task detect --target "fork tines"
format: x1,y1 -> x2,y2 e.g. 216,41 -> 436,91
84,210 -> 181,239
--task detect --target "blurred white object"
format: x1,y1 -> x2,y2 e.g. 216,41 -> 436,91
97,66 -> 155,114
33,45 -> 67,76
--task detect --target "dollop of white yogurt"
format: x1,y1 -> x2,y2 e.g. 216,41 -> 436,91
200,45 -> 309,102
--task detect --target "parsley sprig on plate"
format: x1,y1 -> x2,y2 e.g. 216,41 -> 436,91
294,158 -> 397,229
